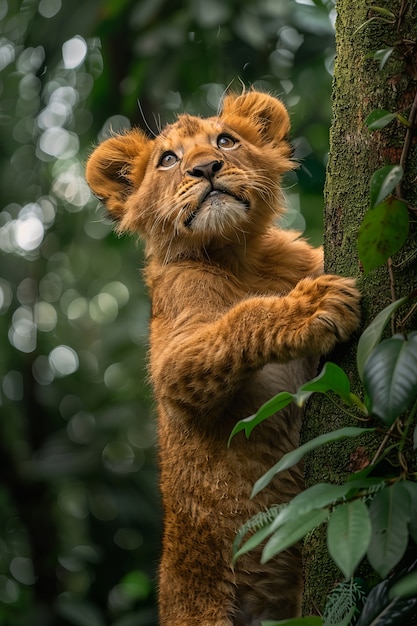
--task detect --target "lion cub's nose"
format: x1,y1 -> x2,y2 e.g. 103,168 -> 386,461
187,160 -> 224,180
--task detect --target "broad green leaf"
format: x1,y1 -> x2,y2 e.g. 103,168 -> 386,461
356,575 -> 417,626
327,500 -> 372,579
235,483 -> 348,561
366,108 -> 396,130
252,427 -> 374,497
236,483 -> 353,562
390,571 -> 417,600
230,362 -> 356,445
228,391 -> 294,444
403,481 -> 417,544
363,332 -> 417,424
261,618 -> 322,626
344,476 -> 385,500
290,482 -> 356,514
356,296 -> 408,381
357,198 -> 409,275
261,508 -> 328,563
295,362 -> 352,406
369,165 -> 403,209
265,483 -> 365,542
367,482 -> 411,578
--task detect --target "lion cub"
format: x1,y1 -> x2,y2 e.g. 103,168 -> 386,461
86,91 -> 360,625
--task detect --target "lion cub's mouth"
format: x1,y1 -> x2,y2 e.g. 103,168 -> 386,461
184,189 -> 249,228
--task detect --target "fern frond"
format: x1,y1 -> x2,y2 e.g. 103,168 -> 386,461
233,504 -> 285,555
364,480 -> 387,499
323,579 -> 366,626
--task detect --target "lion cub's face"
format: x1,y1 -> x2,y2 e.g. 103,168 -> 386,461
86,92 -> 293,261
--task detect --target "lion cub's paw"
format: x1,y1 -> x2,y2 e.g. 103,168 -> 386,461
288,275 -> 361,355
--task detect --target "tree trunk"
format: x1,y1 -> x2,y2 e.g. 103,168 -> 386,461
302,0 -> 417,614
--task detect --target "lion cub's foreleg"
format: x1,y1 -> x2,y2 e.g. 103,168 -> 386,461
152,274 -> 361,413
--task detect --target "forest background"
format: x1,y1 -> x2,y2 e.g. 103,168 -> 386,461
0,1 -> 339,624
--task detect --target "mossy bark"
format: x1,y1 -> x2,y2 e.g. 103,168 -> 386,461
302,0 -> 417,615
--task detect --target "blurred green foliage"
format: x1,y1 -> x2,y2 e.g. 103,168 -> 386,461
0,0 -> 335,624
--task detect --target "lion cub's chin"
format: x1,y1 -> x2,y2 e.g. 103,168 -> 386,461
184,193 -> 250,237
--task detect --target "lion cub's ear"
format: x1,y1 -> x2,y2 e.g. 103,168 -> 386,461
220,91 -> 290,146
86,129 -> 152,221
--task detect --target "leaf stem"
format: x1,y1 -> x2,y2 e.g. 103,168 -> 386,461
387,257 -> 397,332
399,398 -> 417,454
398,88 -> 417,192
397,0 -> 409,31
371,420 -> 399,464
324,392 -> 369,421
371,400 -> 417,468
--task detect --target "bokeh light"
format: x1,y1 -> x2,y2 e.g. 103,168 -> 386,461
49,345 -> 79,377
62,36 -> 87,70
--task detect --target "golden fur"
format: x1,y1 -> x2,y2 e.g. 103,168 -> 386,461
86,91 -> 361,625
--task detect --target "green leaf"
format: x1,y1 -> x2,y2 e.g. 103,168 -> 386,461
327,500 -> 372,579
236,483 -> 351,562
357,198 -> 409,275
366,108 -> 396,130
368,5 -> 395,18
290,482 -> 356,513
262,619 -> 322,626
295,362 -> 353,406
390,571 -> 417,600
363,332 -> 417,424
356,575 -> 417,626
228,391 -> 294,444
367,482 -> 411,578
357,296 -> 408,382
346,476 -> 398,508
261,508 -> 328,563
229,362 -> 357,445
235,483 -> 347,561
403,481 -> 417,544
370,165 -> 403,209
372,48 -> 395,70
261,617 -> 322,626
344,476 -> 385,496
251,427 -> 374,497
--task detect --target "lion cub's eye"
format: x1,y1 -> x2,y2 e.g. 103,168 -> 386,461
158,151 -> 179,169
217,134 -> 237,150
